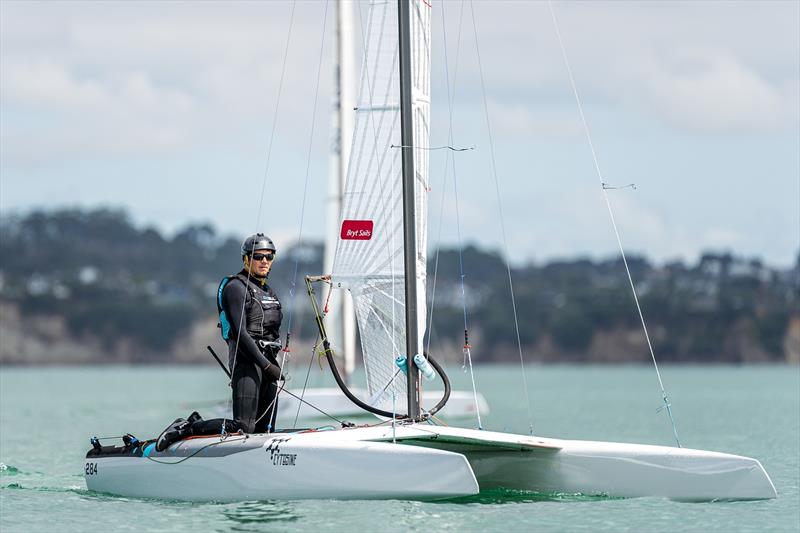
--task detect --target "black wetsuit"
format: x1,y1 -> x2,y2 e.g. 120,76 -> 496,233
220,270 -> 283,433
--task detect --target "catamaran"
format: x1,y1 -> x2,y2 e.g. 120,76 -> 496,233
84,0 -> 776,502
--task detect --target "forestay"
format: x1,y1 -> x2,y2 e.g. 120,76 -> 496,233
331,0 -> 431,410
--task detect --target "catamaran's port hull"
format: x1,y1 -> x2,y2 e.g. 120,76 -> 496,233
84,424 -> 776,502
84,435 -> 479,501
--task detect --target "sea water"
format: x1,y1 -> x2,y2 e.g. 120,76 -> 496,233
1,365 -> 798,532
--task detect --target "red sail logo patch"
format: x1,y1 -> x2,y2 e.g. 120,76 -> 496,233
340,220 -> 373,240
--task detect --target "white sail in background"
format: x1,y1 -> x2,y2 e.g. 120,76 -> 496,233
325,0 -> 358,379
331,0 -> 431,407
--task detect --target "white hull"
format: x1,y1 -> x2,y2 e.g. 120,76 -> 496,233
376,426 -> 777,501
85,424 -> 775,502
84,431 -> 479,501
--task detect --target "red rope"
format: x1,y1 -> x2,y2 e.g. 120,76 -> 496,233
323,285 -> 333,315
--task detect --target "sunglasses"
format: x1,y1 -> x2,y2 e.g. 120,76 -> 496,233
250,252 -> 275,262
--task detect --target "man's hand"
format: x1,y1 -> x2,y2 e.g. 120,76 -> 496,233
262,362 -> 284,382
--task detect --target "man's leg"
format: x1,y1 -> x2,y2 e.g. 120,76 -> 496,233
190,418 -> 244,436
231,361 -> 260,433
254,376 -> 279,433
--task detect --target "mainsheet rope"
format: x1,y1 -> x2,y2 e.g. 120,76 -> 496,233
546,0 -> 680,447
468,0 -> 534,435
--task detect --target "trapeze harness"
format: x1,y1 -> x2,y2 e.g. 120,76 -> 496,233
218,271 -> 283,433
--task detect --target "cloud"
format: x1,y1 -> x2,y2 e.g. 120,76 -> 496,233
480,99 -> 584,139
4,60 -> 193,115
636,50 -> 795,133
4,61 -> 108,110
702,227 -> 743,249
2,60 -> 195,160
1,0 -> 797,267
0,1 -> 333,164
456,0 -> 799,136
3,0 -> 796,167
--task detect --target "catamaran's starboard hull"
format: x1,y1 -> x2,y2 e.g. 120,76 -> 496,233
463,439 -> 776,501
362,425 -> 778,501
84,432 -> 479,502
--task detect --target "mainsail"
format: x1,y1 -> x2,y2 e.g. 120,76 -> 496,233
331,0 -> 431,409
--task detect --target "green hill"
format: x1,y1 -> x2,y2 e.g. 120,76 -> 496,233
1,208 -> 797,364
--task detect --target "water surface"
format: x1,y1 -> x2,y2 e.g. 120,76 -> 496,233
1,365 -> 797,532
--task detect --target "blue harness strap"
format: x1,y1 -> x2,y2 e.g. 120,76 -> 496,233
217,274 -> 262,341
217,276 -> 234,340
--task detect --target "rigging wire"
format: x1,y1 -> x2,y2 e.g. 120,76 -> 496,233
468,0 -> 534,435
257,369 -> 351,428
603,182 -> 637,190
268,0 -> 333,429
390,144 -> 474,151
279,382 -> 348,425
425,0 -> 467,360
546,0 -> 681,447
230,0 -> 298,380
440,0 -> 483,430
281,0 -> 331,348
293,331 -> 322,428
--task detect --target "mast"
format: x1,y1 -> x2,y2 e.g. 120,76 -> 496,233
324,0 -> 357,382
397,0 -> 421,420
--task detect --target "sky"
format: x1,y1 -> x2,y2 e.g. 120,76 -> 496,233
1,0 -> 798,267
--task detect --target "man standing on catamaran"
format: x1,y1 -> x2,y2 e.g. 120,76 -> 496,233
217,233 -> 284,433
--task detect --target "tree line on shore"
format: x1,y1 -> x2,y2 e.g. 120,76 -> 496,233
1,208 -> 797,364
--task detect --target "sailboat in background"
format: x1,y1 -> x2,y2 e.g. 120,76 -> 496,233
85,0 -> 775,502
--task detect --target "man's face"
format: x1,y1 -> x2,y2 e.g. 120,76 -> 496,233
245,251 -> 274,277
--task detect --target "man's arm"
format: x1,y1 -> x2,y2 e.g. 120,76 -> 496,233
221,280 -> 270,369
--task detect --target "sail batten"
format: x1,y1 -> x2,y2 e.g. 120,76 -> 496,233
331,0 -> 431,408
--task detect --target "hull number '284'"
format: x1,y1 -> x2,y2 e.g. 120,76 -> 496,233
85,462 -> 98,475
265,437 -> 297,467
